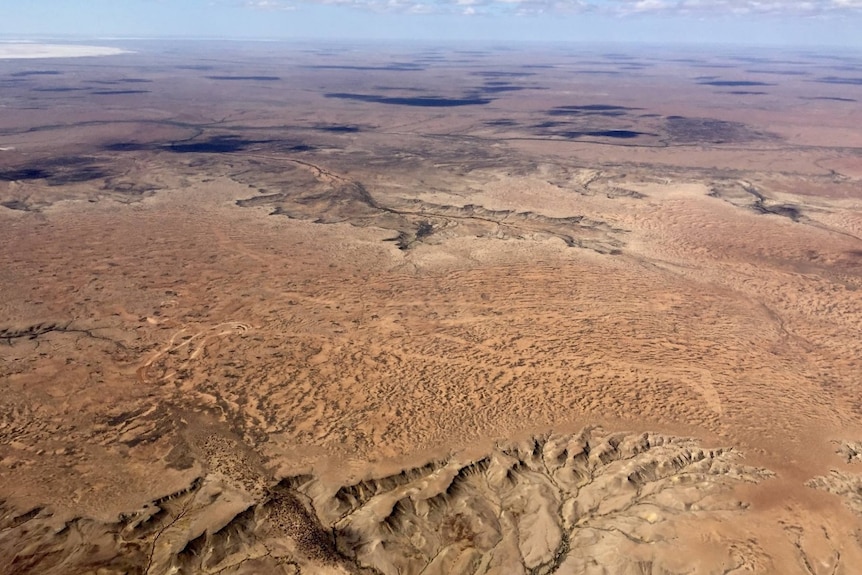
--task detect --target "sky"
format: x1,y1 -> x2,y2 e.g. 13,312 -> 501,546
3,0 -> 862,47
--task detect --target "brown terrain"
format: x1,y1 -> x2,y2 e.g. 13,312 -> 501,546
1,41 -> 862,574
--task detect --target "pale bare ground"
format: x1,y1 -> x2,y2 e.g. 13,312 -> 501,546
1,45 -> 862,573
0,43 -> 129,59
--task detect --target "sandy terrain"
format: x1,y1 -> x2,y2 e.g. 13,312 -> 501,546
1,41 -> 862,574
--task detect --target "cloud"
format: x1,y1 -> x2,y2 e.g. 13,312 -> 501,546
239,0 -> 862,14
243,0 -> 296,10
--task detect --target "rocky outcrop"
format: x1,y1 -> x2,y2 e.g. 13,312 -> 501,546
0,428 -> 771,575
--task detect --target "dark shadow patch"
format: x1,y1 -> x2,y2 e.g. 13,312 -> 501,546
723,91 -> 768,95
386,220 -> 436,251
572,70 -> 622,75
534,121 -> 570,129
799,96 -> 857,102
575,60 -> 618,65
729,56 -> 780,64
316,125 -> 361,133
372,86 -> 428,92
698,80 -> 773,86
559,130 -> 645,139
1,200 -> 30,211
765,59 -> 811,65
470,71 -> 536,78
814,76 -> 862,85
798,53 -> 861,62
727,57 -> 769,64
754,204 -> 802,221
279,144 -> 316,152
48,166 -> 108,184
325,93 -> 492,107
475,85 -> 530,94
165,135 -> 272,154
745,69 -> 810,76
547,110 -> 627,117
91,78 -> 151,84
585,130 -> 644,139
32,87 -> 86,92
547,104 -> 637,118
10,70 -> 61,77
0,168 -> 49,181
114,136 -> 314,155
0,157 -> 109,185
556,104 -> 638,111
103,142 -> 151,152
91,90 -> 150,95
301,64 -> 423,71
236,193 -> 285,208
484,119 -> 518,126
205,75 -> 281,81
743,184 -> 803,221
827,64 -> 862,72
549,109 -> 617,119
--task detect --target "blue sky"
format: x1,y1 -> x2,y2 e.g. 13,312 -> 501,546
3,0 -> 862,46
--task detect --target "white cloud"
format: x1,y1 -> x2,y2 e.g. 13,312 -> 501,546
239,0 -> 862,14
631,0 -> 669,12
243,0 -> 296,10
606,0 -> 862,15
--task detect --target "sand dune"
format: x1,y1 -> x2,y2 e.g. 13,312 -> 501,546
1,43 -> 862,573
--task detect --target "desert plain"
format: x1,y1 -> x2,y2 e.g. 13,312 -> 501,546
1,40 -> 862,574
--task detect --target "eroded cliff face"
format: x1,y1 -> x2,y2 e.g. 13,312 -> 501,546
317,429 -> 772,575
0,427 -> 773,575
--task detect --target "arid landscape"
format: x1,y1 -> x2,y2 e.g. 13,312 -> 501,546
1,41 -> 862,574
